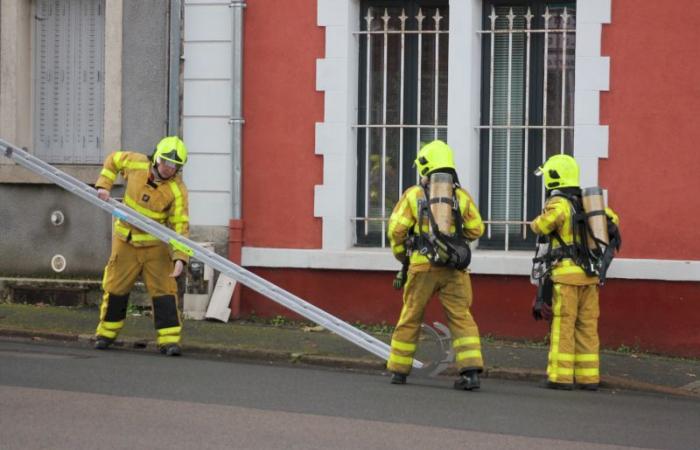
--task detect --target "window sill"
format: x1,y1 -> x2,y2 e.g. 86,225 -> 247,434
241,246 -> 700,281
0,164 -> 122,185
241,246 -> 533,275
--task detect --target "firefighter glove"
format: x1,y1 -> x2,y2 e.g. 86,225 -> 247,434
532,297 -> 552,321
393,270 -> 406,290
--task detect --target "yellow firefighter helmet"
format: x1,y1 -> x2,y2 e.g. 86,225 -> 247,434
415,140 -> 456,177
535,154 -> 579,189
153,136 -> 188,168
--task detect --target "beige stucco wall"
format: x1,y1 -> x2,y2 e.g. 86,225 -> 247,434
103,0 -> 122,154
0,0 -> 32,154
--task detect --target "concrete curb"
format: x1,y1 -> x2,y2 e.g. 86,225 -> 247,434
0,328 -> 80,342
1,327 -> 698,399
481,367 -> 699,399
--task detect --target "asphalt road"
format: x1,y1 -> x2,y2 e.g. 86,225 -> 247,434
1,339 -> 698,450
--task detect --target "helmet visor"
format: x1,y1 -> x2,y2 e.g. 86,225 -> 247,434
534,166 -> 544,176
157,157 -> 178,169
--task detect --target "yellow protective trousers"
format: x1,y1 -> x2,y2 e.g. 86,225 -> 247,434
547,283 -> 600,385
387,266 -> 483,375
95,238 -> 182,348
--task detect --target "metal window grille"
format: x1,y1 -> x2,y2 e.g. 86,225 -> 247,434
34,0 -> 105,164
478,2 -> 576,251
354,1 -> 449,248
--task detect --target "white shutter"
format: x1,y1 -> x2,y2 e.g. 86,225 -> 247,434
34,0 -> 105,164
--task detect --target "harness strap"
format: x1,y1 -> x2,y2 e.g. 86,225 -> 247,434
429,196 -> 455,206
410,184 -> 464,254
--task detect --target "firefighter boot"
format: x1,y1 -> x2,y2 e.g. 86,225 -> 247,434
94,336 -> 114,350
577,383 -> 599,391
454,369 -> 481,391
160,343 -> 182,357
390,372 -> 407,385
545,381 -> 574,390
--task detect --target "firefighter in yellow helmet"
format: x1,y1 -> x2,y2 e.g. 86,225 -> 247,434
531,154 -> 620,390
93,136 -> 190,356
387,140 -> 486,390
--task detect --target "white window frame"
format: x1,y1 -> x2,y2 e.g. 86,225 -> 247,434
242,0 -> 700,281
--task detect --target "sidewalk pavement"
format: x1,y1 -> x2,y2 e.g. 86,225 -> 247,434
1,303 -> 698,398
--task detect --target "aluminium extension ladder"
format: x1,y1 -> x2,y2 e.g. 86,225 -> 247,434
0,138 -> 423,369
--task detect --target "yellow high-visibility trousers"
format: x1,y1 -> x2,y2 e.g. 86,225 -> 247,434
95,238 -> 182,347
547,283 -> 600,384
387,266 -> 483,375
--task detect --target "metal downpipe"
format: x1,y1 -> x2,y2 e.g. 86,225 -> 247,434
168,0 -> 183,136
230,0 -> 245,220
228,0 -> 246,318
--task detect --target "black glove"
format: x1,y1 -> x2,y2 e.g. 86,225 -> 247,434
607,217 -> 622,252
393,270 -> 406,290
541,301 -> 552,321
532,298 -> 553,321
532,297 -> 544,320
532,297 -> 544,321
532,277 -> 553,321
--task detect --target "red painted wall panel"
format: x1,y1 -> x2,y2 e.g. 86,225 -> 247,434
601,0 -> 700,259
242,0 -> 324,248
241,270 -> 700,358
234,2 -> 700,359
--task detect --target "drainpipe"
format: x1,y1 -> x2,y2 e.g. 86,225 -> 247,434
228,0 -> 246,318
167,0 -> 183,136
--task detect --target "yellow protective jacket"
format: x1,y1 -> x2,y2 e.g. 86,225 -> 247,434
388,185 -> 485,270
530,195 -> 619,285
95,151 -> 190,263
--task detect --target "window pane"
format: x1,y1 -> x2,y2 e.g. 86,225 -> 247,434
479,1 -> 575,251
544,6 -> 576,156
356,2 -> 449,247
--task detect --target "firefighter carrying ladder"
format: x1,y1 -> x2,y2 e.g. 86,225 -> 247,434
0,138 -> 423,369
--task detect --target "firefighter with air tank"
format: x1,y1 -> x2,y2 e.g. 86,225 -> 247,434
530,154 -> 621,390
386,140 -> 485,390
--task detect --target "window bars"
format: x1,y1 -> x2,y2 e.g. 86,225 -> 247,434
354,6 -> 449,248
478,5 -> 576,251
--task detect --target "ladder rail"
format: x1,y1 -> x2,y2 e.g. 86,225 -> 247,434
0,140 -> 421,368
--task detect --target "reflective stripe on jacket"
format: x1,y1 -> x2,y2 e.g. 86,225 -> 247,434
95,151 -> 190,262
387,185 -> 484,268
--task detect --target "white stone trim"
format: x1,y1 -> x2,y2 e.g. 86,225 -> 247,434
573,0 -> 611,187
242,247 -> 700,282
315,0 -> 358,251
448,1 -> 483,202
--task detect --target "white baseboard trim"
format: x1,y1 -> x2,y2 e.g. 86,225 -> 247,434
241,247 -> 700,282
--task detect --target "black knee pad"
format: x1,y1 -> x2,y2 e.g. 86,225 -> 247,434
104,293 -> 130,322
153,295 -> 179,329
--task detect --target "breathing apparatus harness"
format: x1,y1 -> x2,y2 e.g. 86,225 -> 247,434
543,189 -> 621,280
392,174 -> 473,290
530,189 -> 621,320
393,178 -> 472,289
411,182 -> 472,271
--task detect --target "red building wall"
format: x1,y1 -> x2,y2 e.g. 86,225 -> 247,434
237,1 -> 700,357
600,0 -> 700,260
241,0 -> 700,261
242,0 -> 324,248
241,270 -> 700,358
